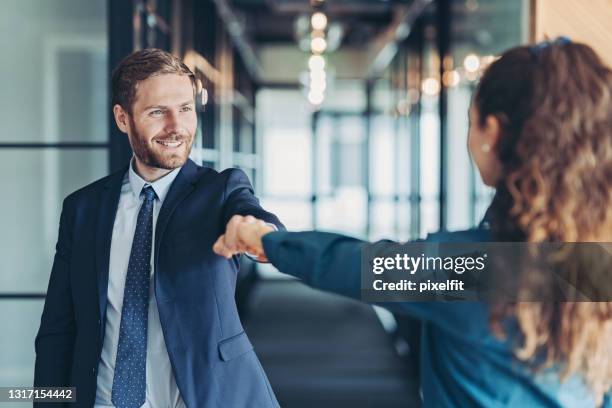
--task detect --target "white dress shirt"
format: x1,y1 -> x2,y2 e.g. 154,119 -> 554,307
94,158 -> 187,408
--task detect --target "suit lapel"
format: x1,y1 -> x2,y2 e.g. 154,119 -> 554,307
95,165 -> 127,339
154,159 -> 199,261
95,159 -> 199,341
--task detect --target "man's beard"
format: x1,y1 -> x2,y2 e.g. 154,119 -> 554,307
128,117 -> 193,170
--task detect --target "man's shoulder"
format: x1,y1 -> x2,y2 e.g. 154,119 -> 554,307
192,165 -> 254,189
63,168 -> 125,204
206,166 -> 250,180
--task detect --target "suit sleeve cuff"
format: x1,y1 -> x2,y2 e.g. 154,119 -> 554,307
261,230 -> 289,266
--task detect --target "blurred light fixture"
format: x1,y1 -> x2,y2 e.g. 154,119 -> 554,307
442,70 -> 461,87
407,88 -> 420,105
308,90 -> 325,105
310,80 -> 326,91
308,54 -> 326,71
396,99 -> 410,116
463,54 -> 480,73
311,37 -> 327,54
311,12 -> 328,31
422,77 -> 441,96
310,76 -> 326,88
310,69 -> 326,80
311,79 -> 326,93
311,29 -> 325,39
465,71 -> 479,82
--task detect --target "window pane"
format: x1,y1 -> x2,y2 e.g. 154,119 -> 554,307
316,187 -> 367,237
397,200 -> 412,242
370,200 -> 395,241
258,90 -> 312,197
420,199 -> 440,238
260,199 -> 312,230
315,115 -> 333,195
0,0 -> 108,142
0,149 -> 108,293
0,300 -> 45,386
420,107 -> 440,199
396,124 -> 411,196
335,116 -> 365,188
370,115 -> 395,197
446,87 -> 473,230
263,128 -> 311,196
324,79 -> 366,112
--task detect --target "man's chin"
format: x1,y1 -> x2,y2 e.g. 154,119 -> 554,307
156,157 -> 188,170
147,153 -> 190,171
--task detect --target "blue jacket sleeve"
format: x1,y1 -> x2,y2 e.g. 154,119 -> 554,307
221,168 -> 284,231
263,231 -> 364,298
261,230 -> 491,337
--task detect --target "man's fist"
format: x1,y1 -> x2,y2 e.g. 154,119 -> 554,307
213,215 -> 274,262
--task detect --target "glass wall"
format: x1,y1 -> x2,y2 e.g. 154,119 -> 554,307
257,0 -> 528,245
0,0 -> 109,389
444,0 -> 528,229
0,0 -> 261,390
258,89 -> 313,230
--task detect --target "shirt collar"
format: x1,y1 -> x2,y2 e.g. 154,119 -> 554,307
128,156 -> 182,204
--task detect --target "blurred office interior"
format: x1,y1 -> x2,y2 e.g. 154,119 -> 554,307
1,0 -> 609,407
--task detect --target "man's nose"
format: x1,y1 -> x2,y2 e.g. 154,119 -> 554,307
164,109 -> 181,132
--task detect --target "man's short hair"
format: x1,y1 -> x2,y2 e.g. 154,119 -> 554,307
111,48 -> 196,113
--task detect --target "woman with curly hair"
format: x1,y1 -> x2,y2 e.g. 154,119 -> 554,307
214,38 -> 612,407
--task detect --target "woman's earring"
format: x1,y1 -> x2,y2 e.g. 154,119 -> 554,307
481,143 -> 491,153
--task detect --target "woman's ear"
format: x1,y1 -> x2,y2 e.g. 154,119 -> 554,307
113,104 -> 130,134
484,114 -> 502,150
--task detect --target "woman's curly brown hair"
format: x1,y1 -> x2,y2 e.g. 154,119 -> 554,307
473,40 -> 612,405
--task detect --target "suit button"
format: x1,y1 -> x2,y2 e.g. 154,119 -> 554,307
98,319 -> 101,325
93,367 -> 97,373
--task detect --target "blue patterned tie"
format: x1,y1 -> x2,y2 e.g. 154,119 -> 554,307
112,185 -> 156,408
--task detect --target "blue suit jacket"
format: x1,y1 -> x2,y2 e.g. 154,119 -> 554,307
34,159 -> 283,408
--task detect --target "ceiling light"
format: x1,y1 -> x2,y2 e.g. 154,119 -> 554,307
442,70 -> 461,87
463,54 -> 480,73
422,77 -> 440,96
311,37 -> 327,54
311,81 -> 326,93
308,54 -> 326,71
308,90 -> 325,105
311,12 -> 328,31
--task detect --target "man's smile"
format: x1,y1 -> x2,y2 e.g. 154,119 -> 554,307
155,139 -> 183,149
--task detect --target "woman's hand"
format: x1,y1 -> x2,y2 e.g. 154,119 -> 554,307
213,215 -> 274,262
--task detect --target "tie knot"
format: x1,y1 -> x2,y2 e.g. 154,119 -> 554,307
141,185 -> 157,202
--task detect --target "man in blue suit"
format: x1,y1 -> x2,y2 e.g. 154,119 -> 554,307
34,49 -> 283,408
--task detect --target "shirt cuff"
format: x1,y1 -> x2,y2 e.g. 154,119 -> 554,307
245,223 -> 278,262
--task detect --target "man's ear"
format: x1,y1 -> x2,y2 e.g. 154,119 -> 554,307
113,104 -> 130,134
484,114 -> 502,150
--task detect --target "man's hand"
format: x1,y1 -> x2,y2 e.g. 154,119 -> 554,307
213,215 -> 274,262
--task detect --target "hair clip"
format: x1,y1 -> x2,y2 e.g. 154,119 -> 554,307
529,36 -> 571,59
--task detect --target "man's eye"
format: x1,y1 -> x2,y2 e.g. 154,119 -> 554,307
181,106 -> 193,112
150,110 -> 163,116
